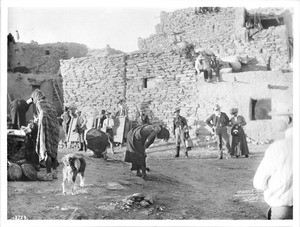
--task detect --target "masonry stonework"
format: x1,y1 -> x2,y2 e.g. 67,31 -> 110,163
138,7 -> 290,71
60,49 -> 292,142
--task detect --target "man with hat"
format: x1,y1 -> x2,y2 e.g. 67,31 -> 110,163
206,104 -> 231,159
102,110 -> 115,154
173,107 -> 188,157
76,110 -> 87,152
210,53 -> 221,82
253,91 -> 293,219
195,52 -> 212,82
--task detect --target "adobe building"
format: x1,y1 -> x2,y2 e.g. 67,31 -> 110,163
59,7 -> 293,143
8,7 -> 292,143
7,40 -> 88,119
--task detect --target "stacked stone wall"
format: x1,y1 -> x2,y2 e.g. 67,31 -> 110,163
60,50 -> 292,142
60,55 -> 126,128
138,7 -> 289,70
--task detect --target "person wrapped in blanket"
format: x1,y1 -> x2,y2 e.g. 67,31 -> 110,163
124,124 -> 170,179
30,89 -> 60,181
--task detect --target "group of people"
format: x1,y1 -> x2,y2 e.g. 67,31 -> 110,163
206,104 -> 249,159
195,52 -> 221,82
7,86 -> 293,220
8,89 -> 60,181
60,106 -> 88,152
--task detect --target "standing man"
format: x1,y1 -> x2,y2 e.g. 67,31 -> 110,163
61,106 -> 71,145
77,110 -> 87,152
206,104 -> 231,159
173,107 -> 188,158
253,93 -> 293,219
210,54 -> 221,82
102,111 -> 115,154
195,53 -> 212,82
99,109 -> 107,130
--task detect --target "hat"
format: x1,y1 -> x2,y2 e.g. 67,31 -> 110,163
213,104 -> 221,111
106,110 -> 112,115
197,53 -> 205,60
174,107 -> 181,113
230,108 -> 238,115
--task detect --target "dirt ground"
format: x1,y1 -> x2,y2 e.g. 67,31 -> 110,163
7,142 -> 270,220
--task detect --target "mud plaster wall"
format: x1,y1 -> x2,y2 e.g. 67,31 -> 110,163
60,50 -> 292,142
7,72 -> 63,120
138,7 -> 290,70
7,42 -> 88,118
8,42 -> 88,74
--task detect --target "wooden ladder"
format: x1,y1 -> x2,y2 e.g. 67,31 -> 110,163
52,79 -> 63,109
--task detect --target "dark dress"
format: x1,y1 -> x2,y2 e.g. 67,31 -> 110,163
9,99 -> 31,129
124,125 -> 159,170
230,116 -> 249,157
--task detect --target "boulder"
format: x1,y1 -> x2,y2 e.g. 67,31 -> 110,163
221,55 -> 242,71
21,163 -> 37,181
8,162 -> 23,181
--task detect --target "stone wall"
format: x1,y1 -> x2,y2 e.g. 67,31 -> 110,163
60,55 -> 126,129
138,7 -> 290,71
8,42 -> 88,74
60,50 -> 293,142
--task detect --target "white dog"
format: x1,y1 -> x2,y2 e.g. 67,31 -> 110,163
61,154 -> 86,195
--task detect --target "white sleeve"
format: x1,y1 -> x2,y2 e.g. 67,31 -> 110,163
195,60 -> 201,73
103,119 -> 107,129
110,119 -> 115,128
253,145 -> 275,191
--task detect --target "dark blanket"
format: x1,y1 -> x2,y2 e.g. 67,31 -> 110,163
9,99 -> 30,129
35,99 -> 59,161
124,125 -> 154,170
86,128 -> 109,158
231,126 -> 249,156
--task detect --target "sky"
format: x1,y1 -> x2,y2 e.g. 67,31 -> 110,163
5,0 -> 281,53
7,7 -> 178,53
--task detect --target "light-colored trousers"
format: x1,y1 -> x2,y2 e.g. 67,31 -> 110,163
175,127 -> 185,146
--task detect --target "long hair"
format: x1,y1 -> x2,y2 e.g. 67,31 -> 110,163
157,125 -> 170,142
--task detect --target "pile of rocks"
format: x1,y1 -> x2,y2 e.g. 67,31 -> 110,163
120,193 -> 154,210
